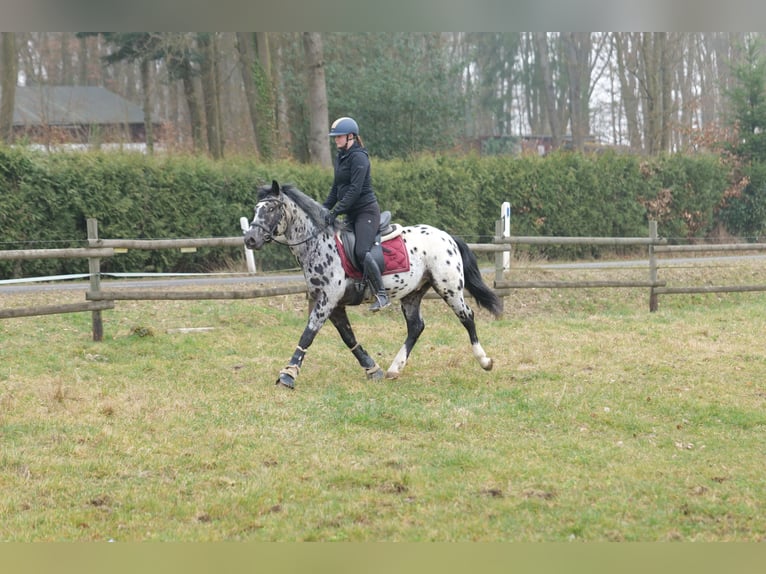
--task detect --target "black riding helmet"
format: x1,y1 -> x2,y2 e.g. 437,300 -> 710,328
328,117 -> 359,141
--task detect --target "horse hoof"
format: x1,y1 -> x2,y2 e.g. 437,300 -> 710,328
385,370 -> 400,380
367,367 -> 385,381
481,357 -> 493,371
276,373 -> 295,389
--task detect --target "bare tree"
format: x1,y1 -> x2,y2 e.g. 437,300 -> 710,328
562,33 -> 592,150
77,34 -> 88,85
302,32 -> 331,167
713,32 -> 748,127
199,33 -> 223,159
534,32 -> 562,148
518,33 -> 545,135
6,31 -> 766,159
273,35 -> 292,158
236,32 -> 275,159
253,33 -> 276,159
60,32 -> 73,85
0,33 -> 17,144
164,34 -> 205,153
236,32 -> 262,157
613,33 -> 643,150
639,33 -> 674,154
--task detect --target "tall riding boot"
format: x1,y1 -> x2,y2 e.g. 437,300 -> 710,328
363,252 -> 390,312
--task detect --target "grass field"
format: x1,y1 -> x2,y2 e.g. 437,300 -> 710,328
1,259 -> 766,541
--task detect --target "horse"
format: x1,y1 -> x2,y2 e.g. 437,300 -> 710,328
243,180 -> 503,389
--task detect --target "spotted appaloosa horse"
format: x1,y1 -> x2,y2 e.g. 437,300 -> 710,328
244,180 -> 503,389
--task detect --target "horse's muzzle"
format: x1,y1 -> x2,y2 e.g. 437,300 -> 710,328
243,227 -> 266,250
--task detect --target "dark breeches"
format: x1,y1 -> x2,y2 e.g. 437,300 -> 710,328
351,205 -> 381,263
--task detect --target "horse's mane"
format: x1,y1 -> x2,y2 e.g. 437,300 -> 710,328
258,182 -> 329,229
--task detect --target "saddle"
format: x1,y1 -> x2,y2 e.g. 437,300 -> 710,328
335,211 -> 409,280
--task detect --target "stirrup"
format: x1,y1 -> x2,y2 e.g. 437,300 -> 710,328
369,293 -> 390,312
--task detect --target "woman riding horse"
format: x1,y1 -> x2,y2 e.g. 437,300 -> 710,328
322,116 -> 390,312
244,180 -> 503,390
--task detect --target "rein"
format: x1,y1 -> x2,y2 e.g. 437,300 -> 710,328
272,230 -> 322,248
250,198 -> 325,248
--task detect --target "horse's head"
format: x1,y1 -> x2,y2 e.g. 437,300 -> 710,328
244,180 -> 285,250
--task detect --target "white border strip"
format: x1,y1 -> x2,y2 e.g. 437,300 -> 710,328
0,271 -> 256,286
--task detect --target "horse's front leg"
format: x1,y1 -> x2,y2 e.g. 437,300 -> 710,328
329,306 -> 384,380
276,295 -> 332,389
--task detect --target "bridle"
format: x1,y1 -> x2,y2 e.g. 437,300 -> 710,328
249,197 -> 324,248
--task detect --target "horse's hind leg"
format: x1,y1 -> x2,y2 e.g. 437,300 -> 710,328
329,306 -> 384,380
439,290 -> 493,372
386,288 -> 427,379
452,297 -> 492,371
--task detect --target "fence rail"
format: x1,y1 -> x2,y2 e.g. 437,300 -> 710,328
86,283 -> 308,301
91,238 -> 244,250
0,300 -> 114,320
0,247 -> 115,260
654,243 -> 766,253
4,218 -> 766,341
495,280 -> 663,289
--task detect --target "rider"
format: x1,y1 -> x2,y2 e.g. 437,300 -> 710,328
323,116 -> 390,312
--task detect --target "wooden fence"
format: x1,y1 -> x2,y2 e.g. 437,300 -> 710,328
482,219 -> 766,311
3,218 -> 766,341
0,218 -> 305,340
481,220 -> 666,311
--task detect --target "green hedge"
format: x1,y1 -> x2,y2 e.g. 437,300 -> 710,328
375,151 -> 730,258
0,146 -> 733,278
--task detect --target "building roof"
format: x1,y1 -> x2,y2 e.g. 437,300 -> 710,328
8,85 -> 145,127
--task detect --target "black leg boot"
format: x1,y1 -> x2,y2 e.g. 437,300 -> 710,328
363,252 -> 390,312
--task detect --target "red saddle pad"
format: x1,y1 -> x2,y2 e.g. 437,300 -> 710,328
336,234 -> 410,280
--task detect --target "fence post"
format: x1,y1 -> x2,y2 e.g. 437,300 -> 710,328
494,219 -> 504,286
240,216 -> 257,273
87,218 -> 104,341
501,202 -> 511,271
649,220 -> 658,312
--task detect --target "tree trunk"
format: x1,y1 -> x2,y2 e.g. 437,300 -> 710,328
140,57 -> 154,154
254,32 -> 275,159
274,37 -> 292,158
659,33 -> 674,153
0,32 -> 17,144
179,56 -> 204,153
640,33 -> 667,155
236,32 -> 262,157
236,32 -> 275,159
302,32 -> 331,167
78,34 -> 88,85
713,33 -> 745,126
677,34 -> 695,150
562,32 -> 591,151
255,32 -> 271,78
534,32 -> 562,149
168,79 -> 180,147
199,33 -> 223,159
60,32 -> 72,84
520,33 -> 544,134
614,33 -> 643,150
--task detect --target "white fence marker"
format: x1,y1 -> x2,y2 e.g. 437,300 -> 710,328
240,217 -> 257,274
501,202 -> 511,270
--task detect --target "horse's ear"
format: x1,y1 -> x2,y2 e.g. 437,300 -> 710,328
271,180 -> 280,195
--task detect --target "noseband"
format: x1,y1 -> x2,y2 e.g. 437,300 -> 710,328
249,197 -> 323,248
248,198 -> 282,244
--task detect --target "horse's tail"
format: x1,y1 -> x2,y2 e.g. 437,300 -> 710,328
453,235 -> 504,318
